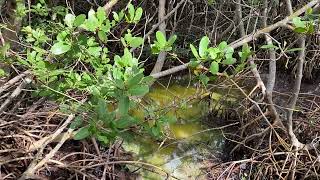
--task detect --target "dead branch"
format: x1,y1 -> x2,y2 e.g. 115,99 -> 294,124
103,0 -> 118,15
19,113 -> 76,180
0,70 -> 30,95
0,77 -> 32,115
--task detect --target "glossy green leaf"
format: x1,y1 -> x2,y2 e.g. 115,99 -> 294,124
190,44 -> 200,59
74,126 -> 90,140
85,9 -> 99,31
87,46 -> 102,57
51,42 -> 71,55
98,30 -> 107,42
65,13 -> 75,28
156,31 -> 166,47
128,85 -> 149,96
167,35 -> 177,46
218,41 -> 228,50
74,14 -> 86,27
223,58 -> 236,65
208,47 -> 219,60
113,12 -> 119,21
199,36 -> 209,58
129,37 -> 143,48
133,7 -> 143,22
292,17 -> 306,28
210,61 -> 219,74
97,6 -> 106,22
128,3 -> 135,20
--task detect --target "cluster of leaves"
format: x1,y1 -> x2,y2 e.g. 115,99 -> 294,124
291,8 -> 318,34
5,3 -> 178,144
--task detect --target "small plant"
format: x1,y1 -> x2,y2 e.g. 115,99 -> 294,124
151,31 -> 177,54
12,3 -> 179,144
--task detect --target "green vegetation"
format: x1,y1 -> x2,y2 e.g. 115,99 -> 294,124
1,0 -> 320,179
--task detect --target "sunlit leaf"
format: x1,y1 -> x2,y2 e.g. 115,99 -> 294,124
133,7 -> 143,22
64,13 -> 75,28
156,31 -> 166,47
199,36 -> 210,58
51,42 -> 71,55
210,61 -> 219,74
74,14 -> 86,27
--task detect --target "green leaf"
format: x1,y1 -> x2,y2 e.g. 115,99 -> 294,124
0,69 -> 7,77
74,126 -> 90,140
96,134 -> 109,144
97,6 -> 106,22
118,96 -> 129,115
292,17 -> 306,28
141,76 -> 155,86
156,31 -> 166,47
133,7 -> 143,22
57,31 -> 69,42
210,61 -> 219,74
128,85 -> 149,96
208,47 -> 219,60
116,115 -> 134,128
218,41 -> 228,50
70,116 -> 83,129
128,37 -> 143,48
114,78 -> 125,89
98,30 -> 107,42
190,44 -> 200,59
199,74 -> 209,85
128,3 -> 135,20
167,35 -> 177,46
51,42 -> 71,55
87,46 -> 102,57
285,48 -> 304,53
97,99 -> 108,120
74,14 -> 86,27
64,13 -> 75,28
294,27 -> 307,33
260,44 -> 279,50
223,58 -> 236,65
113,12 -> 120,21
199,36 -> 210,58
85,9 -> 99,32
127,73 -> 144,88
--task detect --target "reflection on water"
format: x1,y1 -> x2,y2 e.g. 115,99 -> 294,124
123,84 -> 226,179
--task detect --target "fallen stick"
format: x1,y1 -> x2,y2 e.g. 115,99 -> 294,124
0,70 -> 30,95
0,77 -> 32,115
19,114 -> 75,180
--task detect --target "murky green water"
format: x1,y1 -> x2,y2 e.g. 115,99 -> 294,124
123,83 -> 229,179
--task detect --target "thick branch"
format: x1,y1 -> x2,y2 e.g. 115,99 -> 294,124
262,0 -> 281,124
151,0 -> 167,74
